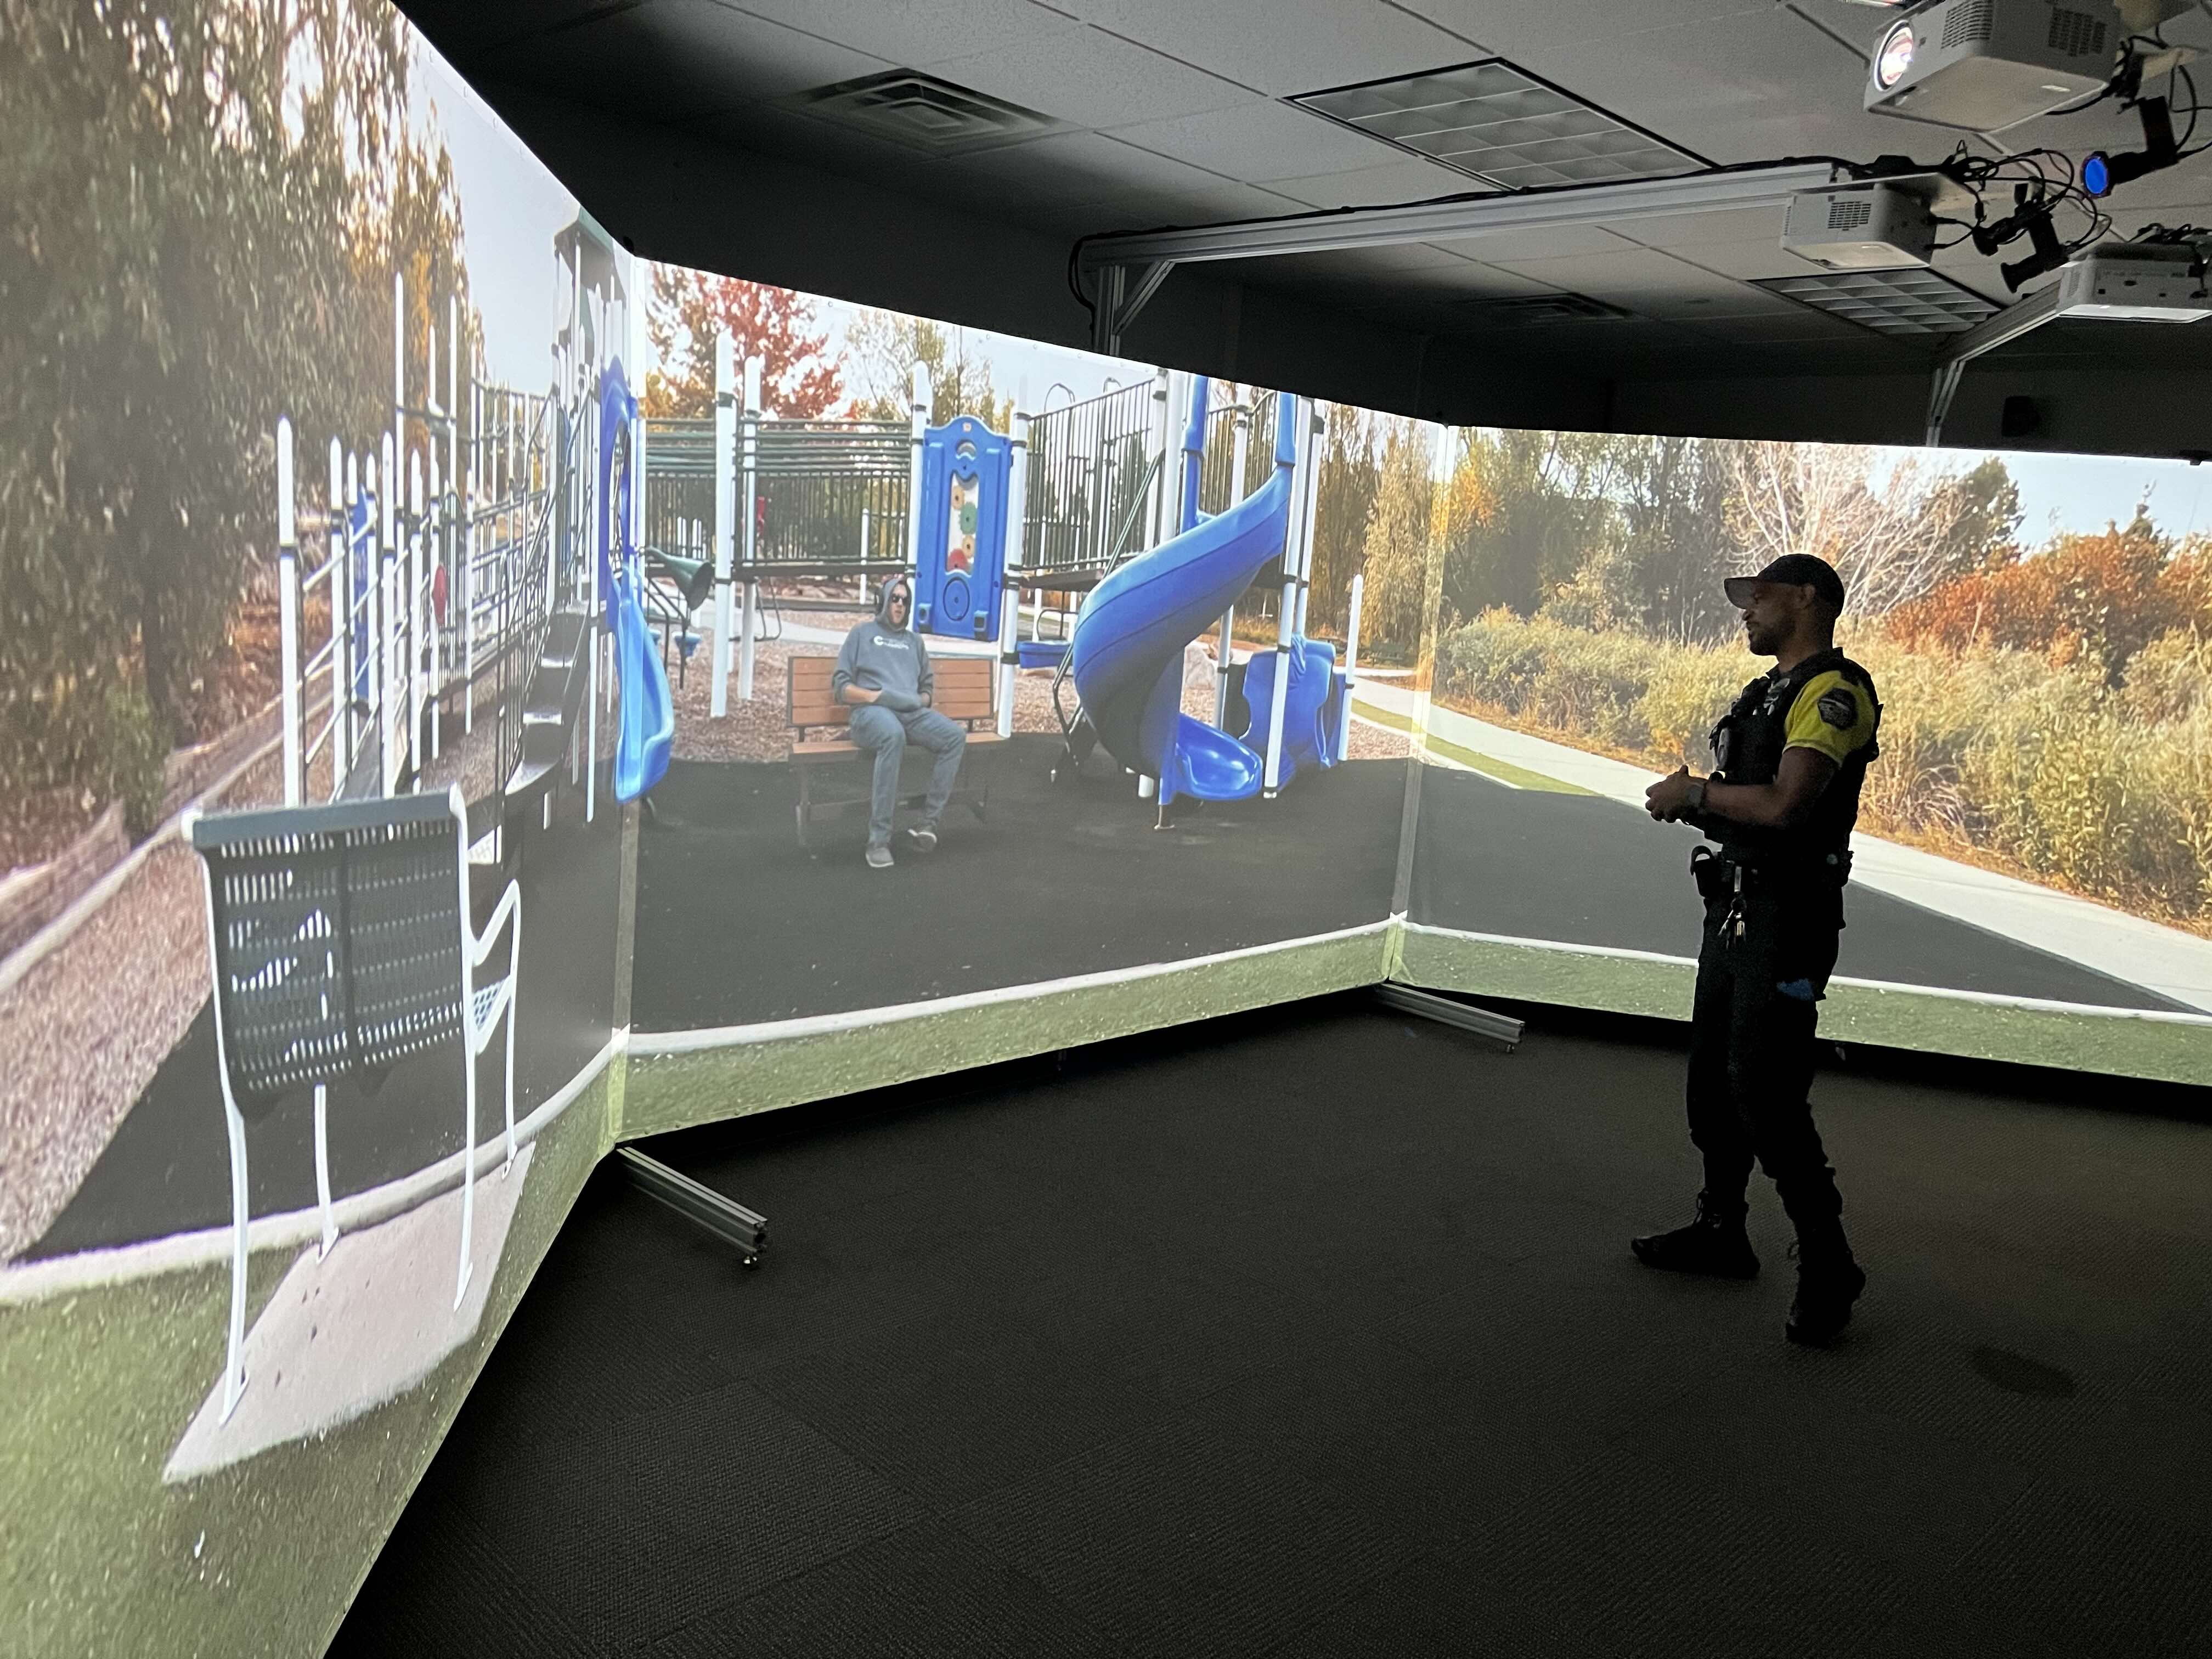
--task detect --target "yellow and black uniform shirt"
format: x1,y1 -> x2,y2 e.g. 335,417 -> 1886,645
1781,669 -> 1879,770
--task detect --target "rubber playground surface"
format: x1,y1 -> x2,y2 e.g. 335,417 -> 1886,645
21,773 -> 625,1262
629,735 -> 1410,1034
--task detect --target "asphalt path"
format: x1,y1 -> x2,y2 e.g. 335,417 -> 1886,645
1407,765 -> 2188,1012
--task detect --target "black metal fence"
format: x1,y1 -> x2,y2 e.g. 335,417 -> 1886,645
1022,380 -> 1156,581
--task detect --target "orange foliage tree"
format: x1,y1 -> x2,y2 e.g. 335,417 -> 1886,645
1883,511 -> 2209,681
641,266 -> 841,419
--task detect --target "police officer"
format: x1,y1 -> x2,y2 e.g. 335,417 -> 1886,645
1638,553 -> 1879,1346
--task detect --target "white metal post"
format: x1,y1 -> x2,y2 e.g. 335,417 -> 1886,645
448,294 -> 461,731
466,382 -> 478,733
585,382 -> 598,825
1295,403 -> 1325,639
738,354 -> 761,703
903,362 -> 932,581
1215,397 -> 1250,730
379,433 -> 397,797
1262,398 -> 1304,798
998,388 -> 1030,739
859,507 -> 871,607
710,335 -> 736,718
426,445 -> 442,764
329,438 -> 345,799
1147,367 -> 1172,551
276,419 -> 302,808
409,451 -> 424,787
1340,570 -> 1364,760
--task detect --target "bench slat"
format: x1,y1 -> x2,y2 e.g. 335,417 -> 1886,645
789,653 -> 997,732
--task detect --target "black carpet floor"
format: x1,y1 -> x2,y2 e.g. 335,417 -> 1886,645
335,997 -> 2212,1658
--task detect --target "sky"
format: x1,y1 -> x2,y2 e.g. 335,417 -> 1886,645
416,44 -> 580,395
1959,447 -> 2212,544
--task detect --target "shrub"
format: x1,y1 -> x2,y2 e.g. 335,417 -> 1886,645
99,685 -> 170,840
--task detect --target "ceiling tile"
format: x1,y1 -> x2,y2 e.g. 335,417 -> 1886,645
501,0 -> 893,120
944,128 -> 1240,200
730,0 -> 1077,69
1505,8 -> 1904,165
1424,224 -> 1639,262
1104,101 -> 1407,182
1671,238 -> 1831,282
1258,156 -> 1492,208
1391,3 -> 1795,59
1616,205 -> 1785,250
924,25 -> 1260,129
1045,0 -> 1482,97
695,103 -> 953,183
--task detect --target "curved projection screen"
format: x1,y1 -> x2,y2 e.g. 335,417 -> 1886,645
3,1 -> 2209,1654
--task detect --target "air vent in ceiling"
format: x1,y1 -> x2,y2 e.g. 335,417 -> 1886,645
1756,268 -> 1999,336
1458,292 -> 1632,325
1293,59 -> 1706,189
787,70 -> 1059,155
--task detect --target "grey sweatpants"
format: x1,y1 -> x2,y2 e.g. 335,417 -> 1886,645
849,704 -> 966,848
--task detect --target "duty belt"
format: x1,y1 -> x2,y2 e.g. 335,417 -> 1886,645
1691,845 -> 1852,938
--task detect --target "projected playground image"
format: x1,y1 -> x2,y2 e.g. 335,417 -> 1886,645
622,279 -> 1413,1048
1391,430 -> 2212,1081
1,19 -> 631,1652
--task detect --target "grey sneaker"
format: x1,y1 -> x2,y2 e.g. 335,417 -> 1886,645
865,843 -> 894,870
904,825 -> 938,853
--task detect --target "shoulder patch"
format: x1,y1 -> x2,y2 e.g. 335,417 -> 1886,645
1816,688 -> 1858,731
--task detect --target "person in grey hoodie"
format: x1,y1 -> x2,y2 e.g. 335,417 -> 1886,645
831,575 -> 967,868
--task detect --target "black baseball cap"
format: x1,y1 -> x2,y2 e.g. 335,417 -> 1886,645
1724,554 -> 1845,614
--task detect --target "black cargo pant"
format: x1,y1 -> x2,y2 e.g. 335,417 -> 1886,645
1685,858 -> 1852,1254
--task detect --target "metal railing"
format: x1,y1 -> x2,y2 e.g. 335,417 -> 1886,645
1022,381 -> 1156,579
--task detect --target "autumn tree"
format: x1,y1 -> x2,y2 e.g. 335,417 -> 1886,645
1308,405 -> 1380,636
642,266 -> 840,418
1725,443 -> 1969,617
2,0 -> 419,821
1884,509 -> 2187,682
1359,421 -> 1440,652
1542,435 -> 1741,646
845,309 -> 1011,431
1432,428 -> 1618,626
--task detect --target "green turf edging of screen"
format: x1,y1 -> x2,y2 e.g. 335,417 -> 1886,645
620,928 -> 1394,1140
0,1070 -> 610,1659
1396,927 -> 2212,1086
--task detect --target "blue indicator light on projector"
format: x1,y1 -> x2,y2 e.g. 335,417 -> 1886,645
2083,153 -> 2111,198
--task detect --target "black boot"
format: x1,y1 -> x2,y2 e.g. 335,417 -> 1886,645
1631,1192 -> 1759,1279
1785,1239 -> 1866,1345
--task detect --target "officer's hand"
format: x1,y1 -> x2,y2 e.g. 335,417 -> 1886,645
1646,766 -> 1692,822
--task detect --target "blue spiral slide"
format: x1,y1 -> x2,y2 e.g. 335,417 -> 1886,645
1069,382 -> 1340,808
598,363 -> 673,804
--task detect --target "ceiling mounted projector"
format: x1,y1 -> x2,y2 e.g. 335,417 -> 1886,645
1865,0 -> 2122,132
1782,182 -> 1939,269
2049,242 -> 2211,320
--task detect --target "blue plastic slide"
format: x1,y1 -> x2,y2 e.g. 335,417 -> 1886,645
598,364 -> 673,804
1069,387 -> 1298,807
1240,636 -> 1344,788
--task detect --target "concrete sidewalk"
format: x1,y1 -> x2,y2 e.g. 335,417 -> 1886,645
1359,679 -> 2212,1017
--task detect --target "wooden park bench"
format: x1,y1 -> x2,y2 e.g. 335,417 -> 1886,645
787,654 -> 1003,849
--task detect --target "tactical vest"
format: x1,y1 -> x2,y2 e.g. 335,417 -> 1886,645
1708,648 -> 1881,867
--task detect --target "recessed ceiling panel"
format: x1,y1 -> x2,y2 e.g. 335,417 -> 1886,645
1293,59 -> 1706,190
1754,269 -> 2000,337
